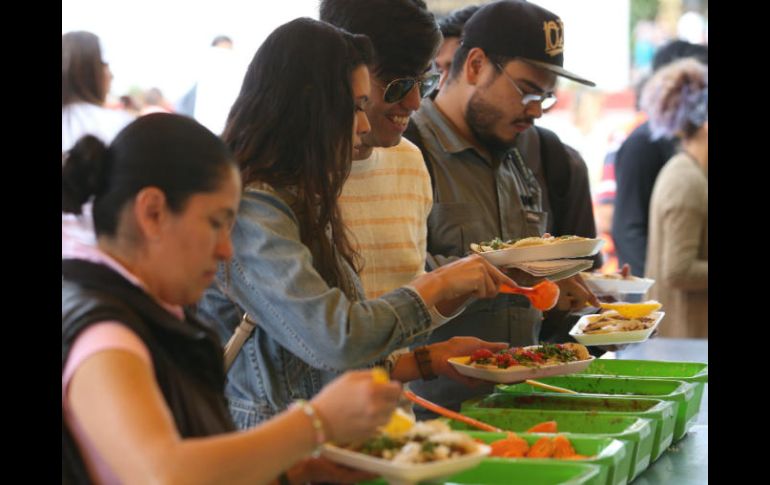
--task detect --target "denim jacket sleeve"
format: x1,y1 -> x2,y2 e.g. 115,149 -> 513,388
217,189 -> 433,372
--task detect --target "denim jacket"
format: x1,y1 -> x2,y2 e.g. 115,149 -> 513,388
196,186 -> 433,429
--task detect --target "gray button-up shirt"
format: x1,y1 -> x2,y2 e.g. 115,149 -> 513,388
407,97 -> 548,413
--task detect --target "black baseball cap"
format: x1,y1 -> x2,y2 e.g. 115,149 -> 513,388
461,0 -> 595,87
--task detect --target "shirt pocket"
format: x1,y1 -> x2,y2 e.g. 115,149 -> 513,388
428,202 -> 485,257
522,209 -> 549,237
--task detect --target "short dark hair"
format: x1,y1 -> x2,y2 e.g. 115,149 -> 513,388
222,18 -> 373,289
438,5 -> 480,39
652,40 -> 708,71
320,0 -> 441,80
447,45 -> 511,83
62,31 -> 107,107
62,113 -> 235,237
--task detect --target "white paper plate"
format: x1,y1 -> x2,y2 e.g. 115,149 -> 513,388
321,443 -> 490,485
581,273 -> 655,295
569,311 -> 665,346
448,355 -> 595,384
477,238 -> 604,266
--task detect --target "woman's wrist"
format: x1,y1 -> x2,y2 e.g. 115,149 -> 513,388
290,399 -> 328,455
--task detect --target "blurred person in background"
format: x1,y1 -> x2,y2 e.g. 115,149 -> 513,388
62,30 -> 134,152
643,59 -> 707,338
192,34 -> 243,135
611,40 -> 707,277
434,4 -> 480,92
62,113 -> 403,485
139,87 -> 173,116
63,30 -> 135,255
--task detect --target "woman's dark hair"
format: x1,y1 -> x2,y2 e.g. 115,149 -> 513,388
222,17 -> 372,291
62,113 -> 236,237
62,31 -> 108,107
320,0 -> 440,80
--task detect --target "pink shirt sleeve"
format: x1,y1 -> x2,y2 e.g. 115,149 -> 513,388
62,322 -> 154,485
62,322 -> 153,402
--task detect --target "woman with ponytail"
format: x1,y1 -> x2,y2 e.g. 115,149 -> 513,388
62,113 -> 404,484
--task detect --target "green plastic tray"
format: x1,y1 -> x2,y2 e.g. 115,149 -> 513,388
361,460 -> 601,484
451,409 -> 653,481
461,431 -> 629,485
462,393 -> 676,463
578,359 -> 708,417
497,375 -> 698,441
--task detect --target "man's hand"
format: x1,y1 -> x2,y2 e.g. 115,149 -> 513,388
554,274 -> 600,312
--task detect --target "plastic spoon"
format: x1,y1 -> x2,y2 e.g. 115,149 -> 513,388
403,390 -> 502,432
499,280 -> 560,311
524,379 -> 578,394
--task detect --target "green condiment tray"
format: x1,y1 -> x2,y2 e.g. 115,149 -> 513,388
361,460 -> 601,484
578,359 -> 708,415
461,431 -> 629,485
497,375 -> 698,441
450,409 -> 653,480
462,393 -> 676,463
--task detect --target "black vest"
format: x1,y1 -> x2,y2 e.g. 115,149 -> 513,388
62,259 -> 235,484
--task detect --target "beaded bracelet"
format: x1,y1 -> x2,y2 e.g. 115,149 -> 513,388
291,399 -> 327,453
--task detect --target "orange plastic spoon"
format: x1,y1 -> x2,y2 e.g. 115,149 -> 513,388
499,280 -> 560,311
403,390 -> 502,432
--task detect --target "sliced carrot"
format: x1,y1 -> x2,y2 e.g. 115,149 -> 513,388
552,435 -> 577,458
527,420 -> 558,433
489,433 -> 530,458
526,437 -> 556,458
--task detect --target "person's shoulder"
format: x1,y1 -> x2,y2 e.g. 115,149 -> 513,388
240,185 -> 298,225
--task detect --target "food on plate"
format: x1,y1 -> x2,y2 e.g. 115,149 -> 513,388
468,343 -> 591,370
578,311 -> 657,334
488,433 -> 590,460
470,235 -> 589,253
347,419 -> 480,464
581,271 -> 642,281
599,300 -> 662,318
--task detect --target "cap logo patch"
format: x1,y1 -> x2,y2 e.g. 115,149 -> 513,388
543,20 -> 564,57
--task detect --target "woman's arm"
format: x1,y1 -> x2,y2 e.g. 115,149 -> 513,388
68,350 -> 401,485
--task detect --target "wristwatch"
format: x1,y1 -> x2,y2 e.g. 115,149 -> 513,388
414,346 -> 437,381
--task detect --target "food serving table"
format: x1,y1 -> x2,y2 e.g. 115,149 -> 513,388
610,337 -> 707,484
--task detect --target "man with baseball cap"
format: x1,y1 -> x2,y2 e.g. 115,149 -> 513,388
407,0 -> 600,415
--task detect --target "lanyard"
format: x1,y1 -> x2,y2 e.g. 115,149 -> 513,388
509,148 -> 542,211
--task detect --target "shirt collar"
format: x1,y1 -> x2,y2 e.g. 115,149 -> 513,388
416,98 -> 510,168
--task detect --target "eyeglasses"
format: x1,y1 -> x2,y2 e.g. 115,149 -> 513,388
382,72 -> 440,104
495,63 -> 557,110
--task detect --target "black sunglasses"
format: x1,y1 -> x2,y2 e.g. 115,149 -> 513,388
382,72 -> 440,104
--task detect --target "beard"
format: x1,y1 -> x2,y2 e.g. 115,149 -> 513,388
465,91 -> 532,153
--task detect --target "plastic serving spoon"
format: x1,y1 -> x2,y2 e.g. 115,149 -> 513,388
499,280 -> 560,311
403,390 -> 502,432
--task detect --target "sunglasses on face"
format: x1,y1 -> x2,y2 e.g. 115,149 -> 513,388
382,72 -> 440,104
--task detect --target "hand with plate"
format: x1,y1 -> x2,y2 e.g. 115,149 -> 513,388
569,300 -> 665,346
448,343 -> 595,384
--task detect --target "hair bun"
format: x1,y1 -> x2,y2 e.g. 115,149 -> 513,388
62,135 -> 109,214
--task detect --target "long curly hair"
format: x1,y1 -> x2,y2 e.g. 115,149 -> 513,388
641,58 -> 708,140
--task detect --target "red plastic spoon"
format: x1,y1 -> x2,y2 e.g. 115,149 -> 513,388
499,280 -> 560,311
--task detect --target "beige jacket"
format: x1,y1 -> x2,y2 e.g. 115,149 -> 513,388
646,153 -> 708,337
